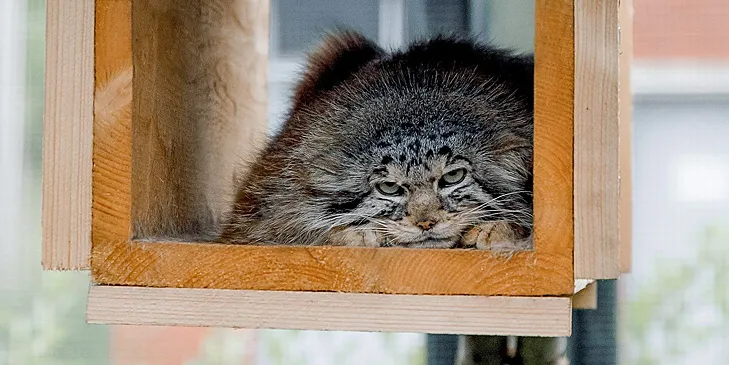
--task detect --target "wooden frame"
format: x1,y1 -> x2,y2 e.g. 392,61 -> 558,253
88,0 -> 574,297
42,0 -> 628,334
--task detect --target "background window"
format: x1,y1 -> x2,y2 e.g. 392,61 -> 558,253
268,0 -> 534,133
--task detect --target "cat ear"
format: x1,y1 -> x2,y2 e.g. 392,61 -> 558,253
292,31 -> 384,110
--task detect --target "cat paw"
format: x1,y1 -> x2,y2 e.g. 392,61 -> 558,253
327,226 -> 381,247
461,222 -> 520,251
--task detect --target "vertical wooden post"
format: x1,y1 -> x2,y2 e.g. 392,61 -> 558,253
574,0 -> 621,279
92,0 -> 133,257
131,0 -> 269,240
619,0 -> 634,273
533,0 -> 575,284
42,0 -> 94,269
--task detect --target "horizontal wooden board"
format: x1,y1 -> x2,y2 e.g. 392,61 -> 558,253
87,285 -> 572,336
92,240 -> 573,296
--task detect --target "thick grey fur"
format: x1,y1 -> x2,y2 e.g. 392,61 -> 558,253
221,31 -> 534,249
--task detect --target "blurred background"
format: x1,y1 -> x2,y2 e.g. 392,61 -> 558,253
1,0 -> 728,364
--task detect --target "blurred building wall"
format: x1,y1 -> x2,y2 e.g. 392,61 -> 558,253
634,0 -> 729,59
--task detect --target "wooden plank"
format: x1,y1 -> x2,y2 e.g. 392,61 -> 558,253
42,0 -> 94,270
87,285 -> 573,336
572,281 -> 598,310
89,0 -> 574,297
619,0 -> 634,273
574,0 -> 621,279
533,0 -> 575,276
93,241 -> 572,296
130,0 -> 269,240
92,0 -> 134,253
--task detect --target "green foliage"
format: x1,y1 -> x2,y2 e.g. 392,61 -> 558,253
621,226 -> 729,364
1,273 -> 110,365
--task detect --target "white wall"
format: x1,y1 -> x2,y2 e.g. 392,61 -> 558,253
0,0 -> 28,289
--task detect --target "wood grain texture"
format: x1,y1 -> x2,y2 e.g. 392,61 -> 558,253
42,0 -> 95,270
574,0 -> 621,279
533,0 -> 575,277
619,0 -> 634,273
131,0 -> 269,240
90,0 -> 574,297
572,281 -> 598,310
87,285 -> 573,336
92,0 -> 133,267
93,241 -> 572,295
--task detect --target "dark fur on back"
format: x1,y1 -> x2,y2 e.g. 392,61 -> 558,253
221,31 -> 534,249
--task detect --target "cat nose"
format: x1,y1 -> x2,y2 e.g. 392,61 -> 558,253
415,220 -> 435,231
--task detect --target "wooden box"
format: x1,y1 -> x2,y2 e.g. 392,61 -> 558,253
42,0 -> 632,336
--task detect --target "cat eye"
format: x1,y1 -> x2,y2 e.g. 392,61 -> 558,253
440,168 -> 467,186
376,181 -> 404,196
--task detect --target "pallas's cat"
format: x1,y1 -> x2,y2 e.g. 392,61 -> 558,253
221,32 -> 534,250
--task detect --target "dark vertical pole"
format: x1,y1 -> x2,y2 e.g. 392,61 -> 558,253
427,334 -> 459,365
567,280 -> 618,365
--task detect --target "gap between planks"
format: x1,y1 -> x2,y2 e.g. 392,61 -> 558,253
87,285 -> 572,336
572,281 -> 598,310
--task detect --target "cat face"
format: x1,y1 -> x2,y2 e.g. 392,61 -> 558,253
301,85 -> 533,248
356,154 -> 499,248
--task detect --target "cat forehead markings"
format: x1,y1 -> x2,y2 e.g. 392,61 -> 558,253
383,158 -> 445,183
377,140 -> 457,181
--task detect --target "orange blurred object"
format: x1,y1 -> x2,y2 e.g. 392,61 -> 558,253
634,0 -> 729,59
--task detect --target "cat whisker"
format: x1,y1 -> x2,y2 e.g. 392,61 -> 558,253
459,206 -> 533,223
459,191 -> 531,216
349,227 -> 392,234
309,212 -> 392,230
